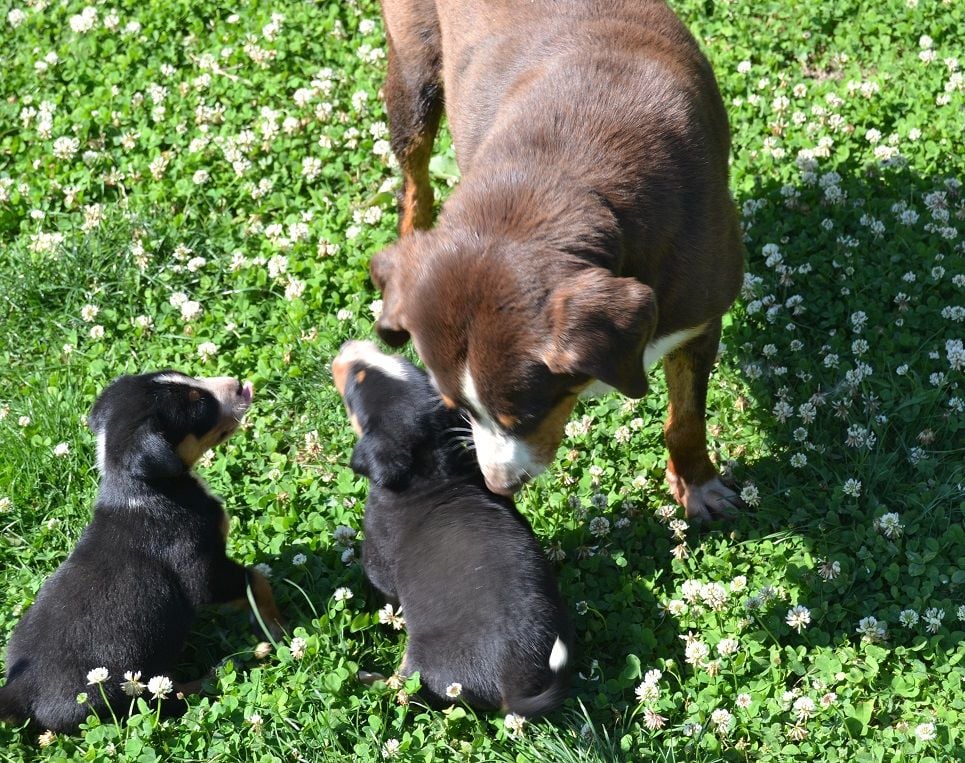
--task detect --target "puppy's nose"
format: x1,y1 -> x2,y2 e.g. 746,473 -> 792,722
240,381 -> 254,403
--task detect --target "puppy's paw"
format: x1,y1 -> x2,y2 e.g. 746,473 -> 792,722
666,471 -> 744,522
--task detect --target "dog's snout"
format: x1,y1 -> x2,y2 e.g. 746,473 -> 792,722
484,475 -> 523,497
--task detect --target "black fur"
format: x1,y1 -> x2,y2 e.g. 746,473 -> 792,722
336,344 -> 574,716
0,371 -> 273,732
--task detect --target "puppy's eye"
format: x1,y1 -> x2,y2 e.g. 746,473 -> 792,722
187,388 -> 202,402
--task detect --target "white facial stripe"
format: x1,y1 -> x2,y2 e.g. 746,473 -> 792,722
462,368 -> 544,488
337,340 -> 411,382
549,636 -> 568,673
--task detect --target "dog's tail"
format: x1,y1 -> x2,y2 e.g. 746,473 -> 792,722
0,684 -> 27,725
503,636 -> 571,718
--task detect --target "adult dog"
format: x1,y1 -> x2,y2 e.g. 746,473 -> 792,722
371,0 -> 744,520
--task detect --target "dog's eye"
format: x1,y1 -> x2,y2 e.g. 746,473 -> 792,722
187,388 -> 202,402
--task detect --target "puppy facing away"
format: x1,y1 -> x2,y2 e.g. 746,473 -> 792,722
0,371 -> 283,733
371,0 -> 744,520
332,340 -> 574,716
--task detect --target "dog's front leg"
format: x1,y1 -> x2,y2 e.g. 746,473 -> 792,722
662,318 -> 743,521
381,0 -> 444,234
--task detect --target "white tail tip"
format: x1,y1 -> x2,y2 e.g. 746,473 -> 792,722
548,636 -> 568,673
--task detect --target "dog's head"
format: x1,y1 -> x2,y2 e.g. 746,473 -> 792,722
370,232 -> 657,495
88,371 -> 254,480
332,340 -> 465,490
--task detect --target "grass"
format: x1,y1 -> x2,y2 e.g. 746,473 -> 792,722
0,0 -> 963,760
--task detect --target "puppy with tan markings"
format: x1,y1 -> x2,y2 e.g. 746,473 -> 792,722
0,371 -> 283,733
372,0 -> 744,519
333,341 -> 573,716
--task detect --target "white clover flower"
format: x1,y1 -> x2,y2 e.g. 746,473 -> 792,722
52,136 -> 80,160
332,587 -> 353,603
86,667 -> 109,685
786,605 -> 811,632
588,516 -> 611,537
736,693 -> 752,709
711,708 -> 732,733
254,642 -> 273,659
285,277 -> 306,301
445,682 -> 462,699
958,605 -> 965,622
790,453 -> 807,468
378,604 -> 405,630
915,722 -> 937,742
899,609 -> 919,627
504,712 -> 526,738
121,670 -> 145,697
793,696 -> 816,720
875,512 -> 904,539
89,325 -> 105,340
682,638 -> 710,667
842,478 -> 862,498
666,599 -> 687,616
53,442 -> 70,457
147,675 -> 173,700
198,342 -> 218,361
80,304 -> 99,322
923,607 -> 944,633
382,738 -> 401,758
290,636 -> 307,659
740,484 -> 760,507
700,582 -> 729,611
856,616 -> 887,642
0,497 -> 10,512
333,525 -> 356,546
18,415 -> 31,427
717,638 -> 740,657
292,553 -> 307,566
643,708 -> 667,730
180,300 -> 202,321
730,575 -> 748,593
817,559 -> 841,581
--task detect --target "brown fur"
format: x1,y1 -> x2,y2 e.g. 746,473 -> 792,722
372,0 -> 744,518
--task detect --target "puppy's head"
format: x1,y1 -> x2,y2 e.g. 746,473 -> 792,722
332,340 -> 450,490
88,371 -> 254,480
371,234 -> 656,495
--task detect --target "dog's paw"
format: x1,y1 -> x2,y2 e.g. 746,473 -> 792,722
666,471 -> 744,522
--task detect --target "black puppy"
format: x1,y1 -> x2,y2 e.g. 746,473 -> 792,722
0,371 -> 284,733
332,340 -> 573,716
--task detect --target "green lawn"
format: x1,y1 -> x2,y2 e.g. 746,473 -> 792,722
0,0 -> 962,760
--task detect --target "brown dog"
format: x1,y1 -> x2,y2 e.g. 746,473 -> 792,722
371,0 -> 744,520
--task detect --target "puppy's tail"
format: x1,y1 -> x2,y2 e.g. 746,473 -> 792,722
503,636 -> 571,718
0,685 -> 27,725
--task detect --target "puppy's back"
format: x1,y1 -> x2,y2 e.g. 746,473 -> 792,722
368,479 -> 572,712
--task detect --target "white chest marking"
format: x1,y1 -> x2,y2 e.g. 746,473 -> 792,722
642,325 -> 706,367
581,324 -> 707,398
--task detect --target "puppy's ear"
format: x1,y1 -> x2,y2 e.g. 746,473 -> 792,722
350,434 -> 413,490
127,428 -> 184,480
543,269 -> 657,398
370,241 -> 412,348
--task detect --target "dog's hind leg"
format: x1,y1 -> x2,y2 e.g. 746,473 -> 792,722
381,0 -> 444,234
662,318 -> 743,521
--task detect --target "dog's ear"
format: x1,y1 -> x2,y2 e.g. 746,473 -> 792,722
350,434 -> 413,490
543,269 -> 657,398
370,241 -> 412,348
127,428 -> 184,480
